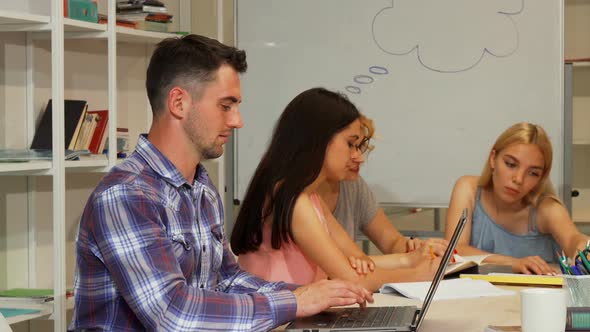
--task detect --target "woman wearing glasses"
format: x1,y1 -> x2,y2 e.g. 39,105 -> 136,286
316,115 -> 447,264
230,87 -> 443,291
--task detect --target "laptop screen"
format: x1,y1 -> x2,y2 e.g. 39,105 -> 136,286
413,208 -> 468,331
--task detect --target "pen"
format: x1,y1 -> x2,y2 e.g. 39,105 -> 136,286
451,249 -> 458,263
556,252 -> 567,274
576,261 -> 589,275
578,250 -> 590,272
429,244 -> 435,260
570,265 -> 582,276
557,251 -> 572,275
406,237 -> 415,253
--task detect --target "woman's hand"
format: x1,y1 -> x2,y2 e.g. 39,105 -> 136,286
411,255 -> 443,281
406,237 -> 448,256
511,256 -> 557,275
404,239 -> 448,267
347,255 -> 375,275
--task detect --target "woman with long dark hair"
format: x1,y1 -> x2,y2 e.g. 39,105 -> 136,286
231,87 -> 441,291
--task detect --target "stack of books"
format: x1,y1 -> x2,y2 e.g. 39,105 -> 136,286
112,0 -> 173,32
0,288 -> 74,303
30,99 -> 109,155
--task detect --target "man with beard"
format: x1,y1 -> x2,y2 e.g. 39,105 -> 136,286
69,34 -> 372,331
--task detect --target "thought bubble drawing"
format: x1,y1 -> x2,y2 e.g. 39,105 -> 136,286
372,0 -> 524,73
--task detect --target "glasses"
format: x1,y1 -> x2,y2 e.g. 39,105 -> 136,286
351,137 -> 371,155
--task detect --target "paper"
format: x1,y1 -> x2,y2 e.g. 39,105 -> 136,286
445,254 -> 490,275
380,278 -> 515,301
0,308 -> 41,318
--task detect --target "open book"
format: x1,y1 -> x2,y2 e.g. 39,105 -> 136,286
379,278 -> 514,301
445,254 -> 490,275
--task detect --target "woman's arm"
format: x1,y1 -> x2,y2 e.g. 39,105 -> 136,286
362,208 -> 448,256
319,195 -> 439,270
361,208 -> 411,254
291,194 -> 439,291
537,198 -> 590,261
319,197 -> 369,261
444,176 -> 478,253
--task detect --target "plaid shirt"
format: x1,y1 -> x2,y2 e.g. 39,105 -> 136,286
70,135 -> 297,331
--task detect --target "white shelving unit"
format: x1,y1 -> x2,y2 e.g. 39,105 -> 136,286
0,297 -> 74,325
0,10 -> 50,26
565,1 -> 590,226
0,1 -> 191,330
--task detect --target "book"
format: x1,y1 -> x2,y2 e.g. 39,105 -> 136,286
0,288 -> 74,302
567,307 -> 590,331
0,308 -> 42,318
460,273 -> 563,286
445,254 -> 490,275
30,99 -> 88,151
137,20 -> 171,32
142,5 -> 168,13
74,112 -> 98,151
0,149 -> 86,162
379,278 -> 514,302
87,110 -> 109,154
0,149 -> 53,162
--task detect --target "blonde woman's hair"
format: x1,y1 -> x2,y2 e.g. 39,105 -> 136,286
478,122 -> 559,206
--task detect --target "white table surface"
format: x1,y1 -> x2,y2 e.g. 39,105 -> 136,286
276,285 -> 534,332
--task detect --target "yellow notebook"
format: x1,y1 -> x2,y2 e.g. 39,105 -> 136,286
460,273 -> 563,286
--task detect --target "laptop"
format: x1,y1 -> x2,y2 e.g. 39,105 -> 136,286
285,208 -> 468,332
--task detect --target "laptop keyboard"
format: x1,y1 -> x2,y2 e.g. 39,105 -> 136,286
333,307 -> 407,328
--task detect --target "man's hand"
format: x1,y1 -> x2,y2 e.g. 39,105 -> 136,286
292,279 -> 374,318
512,256 -> 557,275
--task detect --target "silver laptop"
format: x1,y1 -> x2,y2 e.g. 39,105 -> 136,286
285,208 -> 468,332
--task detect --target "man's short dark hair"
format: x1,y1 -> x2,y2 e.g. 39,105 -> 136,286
146,34 -> 247,117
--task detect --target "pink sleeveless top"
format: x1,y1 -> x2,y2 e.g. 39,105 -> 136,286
238,192 -> 329,285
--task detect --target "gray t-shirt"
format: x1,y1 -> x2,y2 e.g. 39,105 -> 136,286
333,176 -> 378,240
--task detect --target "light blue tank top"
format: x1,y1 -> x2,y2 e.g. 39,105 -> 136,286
471,188 -> 560,263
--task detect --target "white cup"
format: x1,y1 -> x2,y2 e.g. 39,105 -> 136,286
521,288 -> 566,332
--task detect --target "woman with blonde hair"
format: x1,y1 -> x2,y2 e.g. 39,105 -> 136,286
445,122 -> 589,274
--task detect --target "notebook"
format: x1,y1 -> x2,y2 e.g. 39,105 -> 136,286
285,208 -> 468,332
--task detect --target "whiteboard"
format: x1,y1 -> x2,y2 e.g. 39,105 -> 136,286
235,0 -> 564,206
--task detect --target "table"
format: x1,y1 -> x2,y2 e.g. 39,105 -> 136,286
276,285 -> 530,332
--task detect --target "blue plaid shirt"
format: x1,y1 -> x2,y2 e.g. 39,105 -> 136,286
70,135 -> 297,331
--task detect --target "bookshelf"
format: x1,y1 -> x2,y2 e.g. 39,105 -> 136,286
565,0 -> 590,226
0,296 -> 75,325
116,26 -> 177,43
0,10 -> 50,27
0,1 -> 209,331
